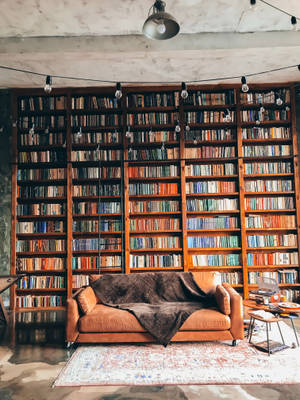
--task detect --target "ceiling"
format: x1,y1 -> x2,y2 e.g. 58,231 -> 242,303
1,0 -> 300,88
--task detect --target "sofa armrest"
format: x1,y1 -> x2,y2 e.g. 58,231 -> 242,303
215,284 -> 231,315
66,297 -> 80,342
222,283 -> 244,340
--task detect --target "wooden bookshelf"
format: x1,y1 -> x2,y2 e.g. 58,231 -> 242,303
10,83 -> 300,311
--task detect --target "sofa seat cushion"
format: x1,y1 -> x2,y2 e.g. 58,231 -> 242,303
79,304 -> 146,333
79,304 -> 230,333
180,308 -> 231,331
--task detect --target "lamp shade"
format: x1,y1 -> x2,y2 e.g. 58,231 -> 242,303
143,1 -> 180,40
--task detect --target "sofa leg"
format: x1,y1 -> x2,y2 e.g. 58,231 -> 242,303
232,340 -> 237,346
66,341 -> 74,349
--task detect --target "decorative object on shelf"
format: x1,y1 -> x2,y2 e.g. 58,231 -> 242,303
142,0 -> 180,40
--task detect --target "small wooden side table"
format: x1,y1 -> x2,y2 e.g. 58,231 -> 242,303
247,311 -> 288,356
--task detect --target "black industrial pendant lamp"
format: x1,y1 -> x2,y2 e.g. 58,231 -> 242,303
143,1 -> 180,40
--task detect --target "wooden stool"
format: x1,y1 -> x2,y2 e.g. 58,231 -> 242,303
247,311 -> 288,356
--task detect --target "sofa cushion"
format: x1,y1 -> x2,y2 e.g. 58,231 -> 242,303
192,271 -> 221,295
79,304 -> 146,332
180,308 -> 231,331
77,286 -> 98,314
215,284 -> 231,315
79,304 -> 230,333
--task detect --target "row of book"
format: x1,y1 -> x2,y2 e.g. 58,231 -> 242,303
19,96 -> 66,112
17,168 -> 66,181
185,128 -> 235,141
20,116 -> 65,129
72,96 -> 120,110
72,275 -> 90,288
129,200 -> 180,213
185,146 -> 235,159
126,92 -> 180,108
18,185 -> 66,198
17,221 -> 65,234
72,238 -> 121,251
187,236 -> 239,249
130,236 -> 180,249
185,111 -> 235,124
19,150 -> 66,163
247,234 -> 297,248
129,183 -> 178,195
186,198 -> 239,212
240,90 -> 290,104
243,145 -> 291,157
244,179 -> 293,192
73,219 -> 122,232
128,131 -> 178,143
130,254 -> 182,268
247,252 -> 298,266
16,240 -> 66,252
187,216 -> 239,230
248,270 -> 298,284
71,114 -> 122,128
16,295 -> 63,308
279,289 -> 300,302
130,218 -> 180,231
17,276 -> 65,289
185,163 -> 236,177
73,201 -> 121,214
183,91 -> 235,106
220,272 -> 242,285
186,181 -> 236,194
73,184 -> 121,197
72,131 -> 120,144
246,214 -> 296,229
17,204 -> 66,216
245,197 -> 294,210
241,109 -> 289,122
19,132 -> 65,146
128,165 -> 179,178
72,166 -> 121,179
127,147 -> 180,161
17,257 -> 65,271
244,161 -> 292,175
71,149 -> 121,162
127,112 -> 178,125
72,255 -> 121,269
192,254 -> 240,267
242,127 -> 290,140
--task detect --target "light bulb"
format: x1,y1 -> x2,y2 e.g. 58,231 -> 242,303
225,114 -> 232,123
276,97 -> 283,106
157,21 -> 166,34
29,124 -> 35,135
193,137 -> 197,145
181,82 -> 189,100
185,125 -> 190,132
77,127 -> 82,138
115,82 -> 122,100
256,120 -> 261,125
291,16 -> 297,31
242,83 -> 249,93
286,106 -> 290,111
175,123 -> 181,133
44,75 -> 52,94
126,126 -> 131,138
260,106 -> 265,113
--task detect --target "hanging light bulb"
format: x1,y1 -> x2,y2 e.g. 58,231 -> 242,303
44,76 -> 52,94
29,123 -> 35,135
126,126 -> 131,138
181,82 -> 189,100
291,16 -> 297,31
249,0 -> 257,10
76,126 -> 83,138
185,125 -> 190,132
286,106 -> 290,112
157,21 -> 166,34
115,82 -> 122,100
175,121 -> 181,133
276,96 -> 283,106
193,136 -> 197,145
241,76 -> 249,93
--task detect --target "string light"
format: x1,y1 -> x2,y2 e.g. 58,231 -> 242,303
115,82 -> 122,100
175,121 -> 181,133
44,75 -> 52,93
241,76 -> 249,93
181,82 -> 188,99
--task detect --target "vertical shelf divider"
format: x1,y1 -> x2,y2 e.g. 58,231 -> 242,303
66,90 -> 73,298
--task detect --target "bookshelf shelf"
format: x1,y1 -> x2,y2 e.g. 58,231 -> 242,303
10,83 -> 300,309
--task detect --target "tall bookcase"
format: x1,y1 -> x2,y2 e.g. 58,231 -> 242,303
10,83 -> 300,312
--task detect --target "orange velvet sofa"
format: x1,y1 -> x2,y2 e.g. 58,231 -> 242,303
66,271 -> 244,346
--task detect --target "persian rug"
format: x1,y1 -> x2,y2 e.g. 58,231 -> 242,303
54,324 -> 300,386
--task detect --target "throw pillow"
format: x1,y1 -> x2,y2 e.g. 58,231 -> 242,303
77,286 -> 98,314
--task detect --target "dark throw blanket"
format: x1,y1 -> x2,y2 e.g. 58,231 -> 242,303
91,272 -> 217,346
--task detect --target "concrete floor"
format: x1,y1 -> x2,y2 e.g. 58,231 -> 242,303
1,318 -> 300,400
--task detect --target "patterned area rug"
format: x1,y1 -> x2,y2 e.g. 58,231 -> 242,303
54,324 -> 300,386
